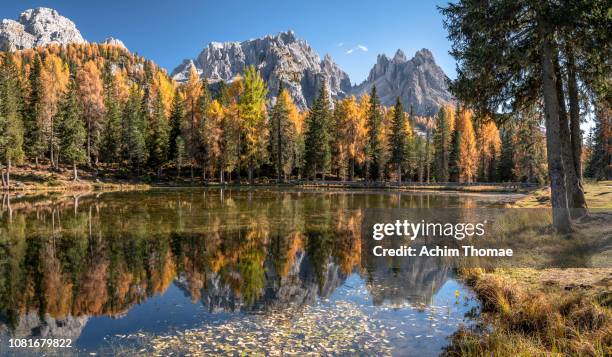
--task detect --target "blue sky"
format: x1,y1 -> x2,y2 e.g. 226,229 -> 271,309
1,0 -> 456,84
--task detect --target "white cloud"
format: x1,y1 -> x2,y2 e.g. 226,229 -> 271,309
337,42 -> 344,47
346,44 -> 368,55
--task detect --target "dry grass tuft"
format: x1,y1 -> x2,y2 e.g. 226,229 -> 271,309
446,271 -> 612,356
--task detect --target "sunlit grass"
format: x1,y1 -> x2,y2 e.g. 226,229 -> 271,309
449,182 -> 612,356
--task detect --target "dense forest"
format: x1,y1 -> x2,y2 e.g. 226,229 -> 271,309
0,43 -> 561,187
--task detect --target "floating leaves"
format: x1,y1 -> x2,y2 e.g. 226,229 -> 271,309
126,301 -> 393,356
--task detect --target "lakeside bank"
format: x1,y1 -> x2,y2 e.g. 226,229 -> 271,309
447,181 -> 611,356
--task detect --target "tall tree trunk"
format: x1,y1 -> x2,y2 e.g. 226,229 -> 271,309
87,117 -> 92,167
6,158 -> 10,189
73,162 -> 78,181
541,34 -> 572,233
220,168 -> 224,184
554,53 -> 587,217
0,164 -> 6,188
397,164 -> 401,185
277,113 -> 282,183
425,125 -> 431,183
50,116 -> 55,169
236,134 -> 241,183
350,156 -> 355,181
566,46 -> 588,216
248,161 -> 254,185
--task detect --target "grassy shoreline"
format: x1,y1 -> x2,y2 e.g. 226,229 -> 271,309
448,181 -> 612,356
2,164 -> 538,195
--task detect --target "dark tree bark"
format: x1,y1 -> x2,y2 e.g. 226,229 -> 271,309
566,46 -> 588,216
541,35 -> 572,233
553,52 -> 587,217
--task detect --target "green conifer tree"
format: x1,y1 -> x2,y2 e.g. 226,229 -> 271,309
585,105 -> 611,180
433,107 -> 450,182
122,88 -> 148,171
448,127 -> 462,182
24,54 -> 46,164
269,85 -> 295,182
498,125 -> 515,181
148,94 -> 169,177
168,88 -> 185,161
389,97 -> 407,184
0,53 -> 25,187
56,80 -> 86,180
100,64 -> 122,163
365,86 -> 384,181
304,84 -> 332,180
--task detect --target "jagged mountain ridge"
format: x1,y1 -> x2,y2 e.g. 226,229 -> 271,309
173,32 -> 454,114
172,31 -> 351,110
352,48 -> 455,116
0,7 -> 86,50
0,7 -> 127,52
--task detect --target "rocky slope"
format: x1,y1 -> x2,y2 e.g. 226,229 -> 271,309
0,7 -> 86,51
172,31 -> 351,110
352,49 -> 455,116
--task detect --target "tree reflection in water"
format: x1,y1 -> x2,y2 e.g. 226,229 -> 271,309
0,189 -> 487,340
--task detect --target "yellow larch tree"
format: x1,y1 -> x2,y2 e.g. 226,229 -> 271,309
40,54 -> 70,167
477,120 -> 501,181
76,61 -> 106,165
456,109 -> 478,182
337,95 -> 367,181
182,66 -> 202,177
204,99 -> 225,179
152,70 -> 175,116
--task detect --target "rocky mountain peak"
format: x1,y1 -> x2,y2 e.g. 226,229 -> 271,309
0,7 -> 86,51
393,49 -> 407,63
353,48 -> 454,116
172,31 -> 351,110
413,48 -> 435,64
102,37 -> 126,49
276,30 -> 297,44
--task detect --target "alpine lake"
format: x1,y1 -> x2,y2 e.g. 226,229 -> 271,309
0,188 -> 520,356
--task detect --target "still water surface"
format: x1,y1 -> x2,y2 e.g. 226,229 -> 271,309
0,188 -> 516,356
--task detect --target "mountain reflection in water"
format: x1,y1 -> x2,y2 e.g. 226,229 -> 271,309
0,189 -> 505,354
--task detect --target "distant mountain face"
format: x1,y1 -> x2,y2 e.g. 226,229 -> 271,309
0,7 -> 86,51
173,34 -> 454,115
352,49 -> 455,116
172,31 -> 352,110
